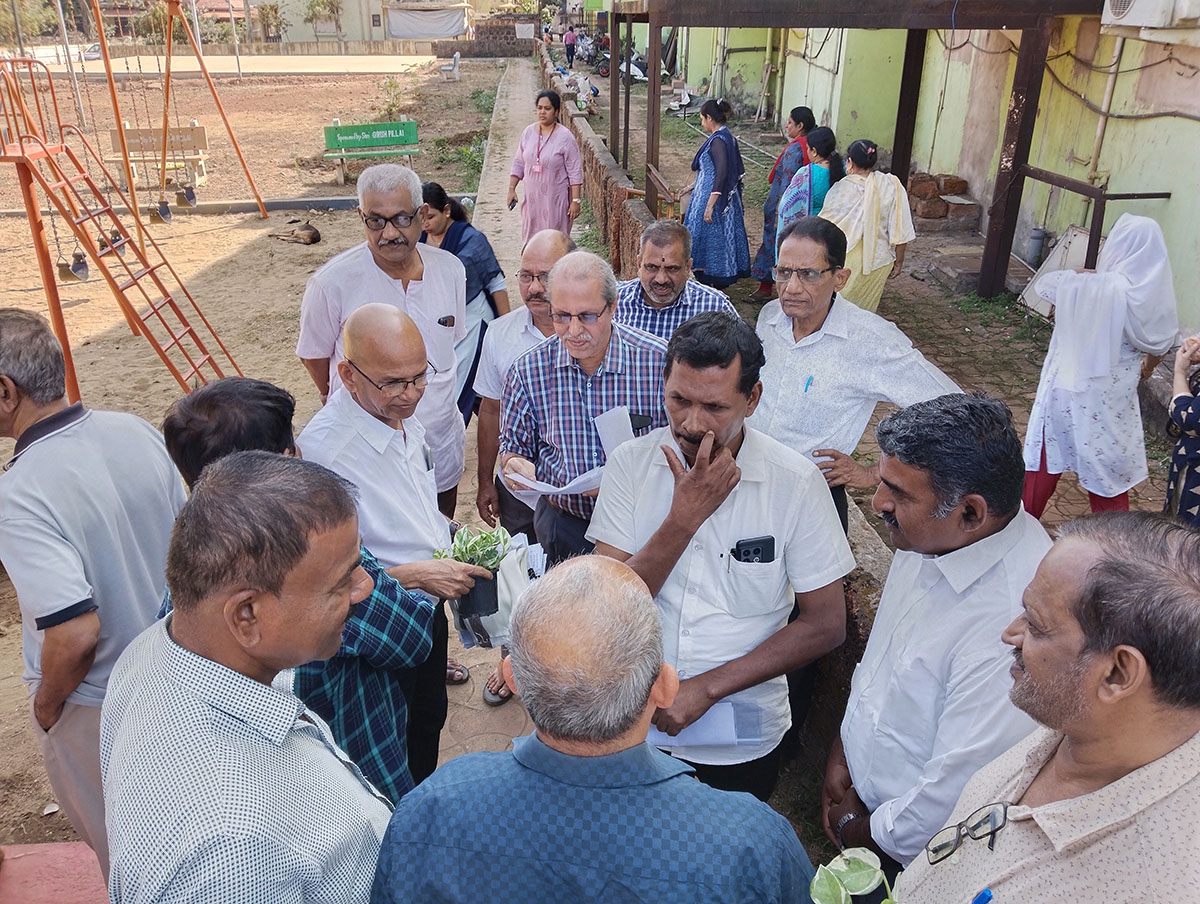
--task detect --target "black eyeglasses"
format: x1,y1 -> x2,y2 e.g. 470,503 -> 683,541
925,802 -> 1011,865
359,209 -> 418,231
518,270 -> 552,285
346,358 -> 438,396
550,303 -> 612,325
773,265 -> 838,285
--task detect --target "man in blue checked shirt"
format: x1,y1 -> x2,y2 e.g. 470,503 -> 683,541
161,377 -> 436,803
614,219 -> 740,342
500,250 -> 668,564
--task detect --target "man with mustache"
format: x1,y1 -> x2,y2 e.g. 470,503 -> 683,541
500,250 -> 668,565
895,511 -> 1200,902
613,219 -> 739,341
589,311 -> 853,800
296,163 -> 467,521
825,393 -> 1048,893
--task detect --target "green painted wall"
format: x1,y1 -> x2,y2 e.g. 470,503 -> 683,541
906,19 -> 1200,325
832,31 -> 904,153
676,27 -> 774,113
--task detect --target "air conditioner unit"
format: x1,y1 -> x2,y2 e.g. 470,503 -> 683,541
1102,0 -> 1200,28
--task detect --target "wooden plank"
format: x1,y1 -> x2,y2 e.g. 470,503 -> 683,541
889,29 -> 926,183
641,0 -> 1101,29
109,126 -> 207,153
323,120 -> 418,151
978,17 -> 1053,298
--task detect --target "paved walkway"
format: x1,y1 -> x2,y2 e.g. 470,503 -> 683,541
440,57 -> 538,766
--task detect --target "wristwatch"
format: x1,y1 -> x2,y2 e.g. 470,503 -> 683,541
835,811 -> 863,850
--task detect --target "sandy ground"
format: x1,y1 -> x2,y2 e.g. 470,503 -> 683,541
0,59 -> 507,846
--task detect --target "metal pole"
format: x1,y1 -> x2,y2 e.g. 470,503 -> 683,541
53,0 -> 87,127
9,0 -> 27,55
159,13 -> 174,195
189,0 -> 203,55
225,0 -> 241,79
170,0 -> 266,217
18,161 -> 81,403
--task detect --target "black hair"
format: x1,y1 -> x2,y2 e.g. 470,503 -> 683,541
847,138 -> 879,170
1058,511 -> 1200,710
167,452 -> 358,612
162,377 -> 297,489
789,106 -> 816,132
536,89 -> 562,117
805,126 -> 845,184
699,98 -> 732,124
421,181 -> 468,222
663,311 -> 765,397
875,392 -> 1025,520
777,216 -> 848,270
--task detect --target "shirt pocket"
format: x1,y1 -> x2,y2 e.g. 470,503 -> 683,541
721,558 -> 788,618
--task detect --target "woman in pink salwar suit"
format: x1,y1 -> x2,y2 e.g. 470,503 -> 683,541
508,90 -> 583,246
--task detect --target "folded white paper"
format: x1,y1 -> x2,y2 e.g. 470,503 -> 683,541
508,466 -> 604,509
647,701 -> 741,748
594,405 -> 636,456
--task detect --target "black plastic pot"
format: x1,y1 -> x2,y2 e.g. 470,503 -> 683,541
458,575 -> 499,618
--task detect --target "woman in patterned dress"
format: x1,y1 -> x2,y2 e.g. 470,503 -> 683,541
507,90 -> 583,246
751,106 -> 815,300
775,126 -> 844,252
1165,335 -> 1200,525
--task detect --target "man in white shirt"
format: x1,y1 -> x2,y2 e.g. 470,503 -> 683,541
748,217 -> 957,531
0,309 -> 186,876
101,452 -> 392,904
896,511 -> 1200,903
825,393 -> 1048,884
296,163 -> 468,518
613,219 -> 739,341
298,304 -> 489,784
589,311 -> 853,800
474,229 -> 573,537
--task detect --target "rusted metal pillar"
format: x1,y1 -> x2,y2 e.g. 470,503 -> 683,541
979,17 -> 1053,298
621,13 -> 632,170
890,28 -> 926,184
609,13 -> 619,154
645,18 -> 662,213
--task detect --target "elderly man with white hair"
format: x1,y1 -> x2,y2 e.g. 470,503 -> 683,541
371,556 -> 817,904
296,163 -> 468,521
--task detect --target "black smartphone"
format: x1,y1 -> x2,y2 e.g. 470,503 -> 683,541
731,536 -> 776,564
508,198 -> 518,211
629,413 -> 653,430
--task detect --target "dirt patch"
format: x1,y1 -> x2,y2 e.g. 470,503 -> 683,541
0,59 -> 507,211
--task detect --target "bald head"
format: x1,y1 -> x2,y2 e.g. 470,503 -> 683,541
337,304 -> 428,427
509,556 -> 663,744
520,229 -> 574,307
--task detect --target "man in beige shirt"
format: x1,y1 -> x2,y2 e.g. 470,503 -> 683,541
896,511 -> 1200,904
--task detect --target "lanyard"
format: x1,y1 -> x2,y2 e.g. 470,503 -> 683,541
536,124 -> 555,163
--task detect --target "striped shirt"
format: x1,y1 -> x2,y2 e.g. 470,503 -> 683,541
614,278 -> 740,341
294,547 -> 436,804
500,322 -> 668,521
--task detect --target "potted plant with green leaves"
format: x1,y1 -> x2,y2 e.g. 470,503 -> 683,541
435,525 -> 511,617
810,848 -> 898,904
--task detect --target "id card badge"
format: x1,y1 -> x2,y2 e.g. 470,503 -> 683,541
531,162 -> 543,174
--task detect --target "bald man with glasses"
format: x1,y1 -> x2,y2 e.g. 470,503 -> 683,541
499,251 -> 668,565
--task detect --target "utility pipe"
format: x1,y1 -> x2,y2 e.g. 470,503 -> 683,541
1081,36 -> 1124,224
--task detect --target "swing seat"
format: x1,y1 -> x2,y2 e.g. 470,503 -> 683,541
175,185 -> 197,208
57,254 -> 88,283
149,201 -> 173,224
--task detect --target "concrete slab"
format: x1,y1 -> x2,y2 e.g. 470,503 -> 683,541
0,843 -> 106,903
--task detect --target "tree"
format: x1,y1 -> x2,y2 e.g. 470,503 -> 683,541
0,0 -> 58,44
257,1 -> 287,41
302,0 -> 342,43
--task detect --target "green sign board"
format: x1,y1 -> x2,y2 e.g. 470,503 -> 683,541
583,0 -> 604,10
324,121 -> 418,150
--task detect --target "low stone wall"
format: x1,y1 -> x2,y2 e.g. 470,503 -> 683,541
106,38 -> 442,57
435,13 -> 541,59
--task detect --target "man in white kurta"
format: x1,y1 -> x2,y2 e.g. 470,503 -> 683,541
825,394 -> 1047,874
589,311 -> 853,801
1023,213 -> 1179,517
298,304 -> 490,784
296,164 -> 468,513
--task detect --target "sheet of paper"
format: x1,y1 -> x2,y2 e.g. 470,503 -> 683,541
646,701 -> 739,748
594,406 -> 635,456
508,466 -> 604,509
526,544 -> 547,578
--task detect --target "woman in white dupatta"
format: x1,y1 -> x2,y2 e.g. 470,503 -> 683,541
817,139 -> 914,312
1023,213 -> 1179,517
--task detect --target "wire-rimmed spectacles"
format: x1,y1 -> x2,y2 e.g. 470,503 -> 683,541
549,303 -> 612,325
518,270 -> 552,285
346,358 -> 439,396
925,802 -> 1011,865
773,265 -> 838,285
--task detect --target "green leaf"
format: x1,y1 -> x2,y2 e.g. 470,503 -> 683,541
827,853 -> 883,897
837,848 -> 882,871
809,865 -> 851,904
444,525 -> 511,570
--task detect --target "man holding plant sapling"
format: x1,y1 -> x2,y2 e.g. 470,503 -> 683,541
299,303 -> 490,785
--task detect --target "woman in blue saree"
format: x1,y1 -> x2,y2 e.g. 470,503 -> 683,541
682,99 -> 751,290
775,126 -> 844,255
420,182 -> 510,424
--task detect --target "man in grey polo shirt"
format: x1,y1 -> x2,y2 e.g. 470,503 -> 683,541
0,309 -> 186,875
